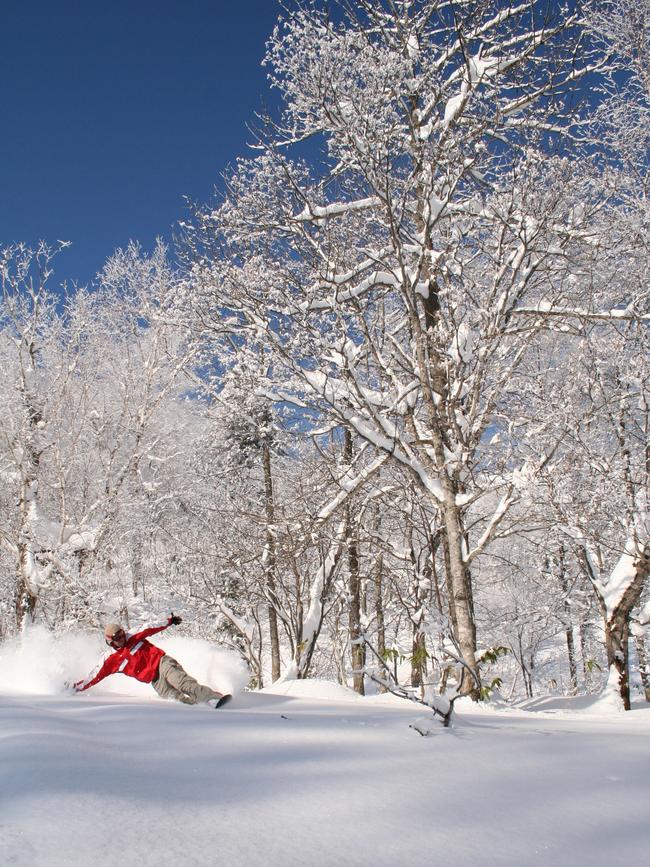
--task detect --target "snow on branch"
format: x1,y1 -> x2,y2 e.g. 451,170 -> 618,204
509,305 -> 650,323
301,269 -> 402,311
314,453 -> 390,527
293,196 -> 382,223
598,535 -> 649,620
464,487 -> 517,565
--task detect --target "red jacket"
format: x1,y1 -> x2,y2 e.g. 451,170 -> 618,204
75,620 -> 172,692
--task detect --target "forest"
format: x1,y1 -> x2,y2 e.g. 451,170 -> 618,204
1,0 -> 649,714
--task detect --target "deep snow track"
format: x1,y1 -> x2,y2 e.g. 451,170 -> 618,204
1,687 -> 649,867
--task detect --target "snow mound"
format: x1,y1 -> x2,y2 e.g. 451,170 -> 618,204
515,687 -> 625,716
261,678 -> 362,702
0,624 -> 249,698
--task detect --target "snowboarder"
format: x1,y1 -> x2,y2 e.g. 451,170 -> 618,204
73,614 -> 231,708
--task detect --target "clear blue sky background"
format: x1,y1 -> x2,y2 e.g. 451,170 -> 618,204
1,0 -> 283,288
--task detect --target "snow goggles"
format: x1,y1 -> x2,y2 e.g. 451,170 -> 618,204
106,629 -> 125,646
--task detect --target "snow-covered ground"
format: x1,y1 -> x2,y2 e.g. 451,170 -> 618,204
1,630 -> 649,867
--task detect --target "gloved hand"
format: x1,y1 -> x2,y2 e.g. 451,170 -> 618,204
169,613 -> 182,626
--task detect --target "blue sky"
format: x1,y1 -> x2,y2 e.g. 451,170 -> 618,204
1,1 -> 282,288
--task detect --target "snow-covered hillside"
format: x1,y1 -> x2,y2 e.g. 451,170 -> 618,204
1,631 -> 648,867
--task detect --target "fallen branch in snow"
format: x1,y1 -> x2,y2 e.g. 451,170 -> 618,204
362,633 -> 478,728
366,671 -> 456,728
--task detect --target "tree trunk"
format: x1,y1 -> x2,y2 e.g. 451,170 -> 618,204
14,567 -> 37,630
347,536 -> 365,694
15,476 -> 40,631
374,552 -> 387,693
557,551 -> 578,694
289,527 -> 345,680
514,632 -> 534,698
262,437 -> 281,683
604,617 -> 632,709
635,635 -> 650,702
442,540 -> 458,636
411,627 -> 427,693
15,368 -> 43,630
344,429 -> 365,694
347,531 -> 365,693
579,621 -> 590,688
410,109 -> 480,697
585,542 -> 650,710
565,625 -> 578,696
441,498 -> 480,698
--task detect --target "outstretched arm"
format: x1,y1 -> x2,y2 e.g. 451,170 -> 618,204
74,655 -> 115,692
131,613 -> 182,642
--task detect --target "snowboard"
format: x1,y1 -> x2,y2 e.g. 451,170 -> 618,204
214,693 -> 232,709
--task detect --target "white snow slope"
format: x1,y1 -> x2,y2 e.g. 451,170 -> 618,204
1,632 -> 649,867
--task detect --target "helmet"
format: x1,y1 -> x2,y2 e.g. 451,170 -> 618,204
104,622 -> 123,639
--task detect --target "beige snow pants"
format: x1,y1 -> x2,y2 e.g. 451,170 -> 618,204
152,654 -> 222,705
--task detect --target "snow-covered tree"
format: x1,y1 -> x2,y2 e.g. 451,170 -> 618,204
533,326 -> 650,709
0,241 -> 201,635
0,242 -> 97,628
184,0 -> 613,695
